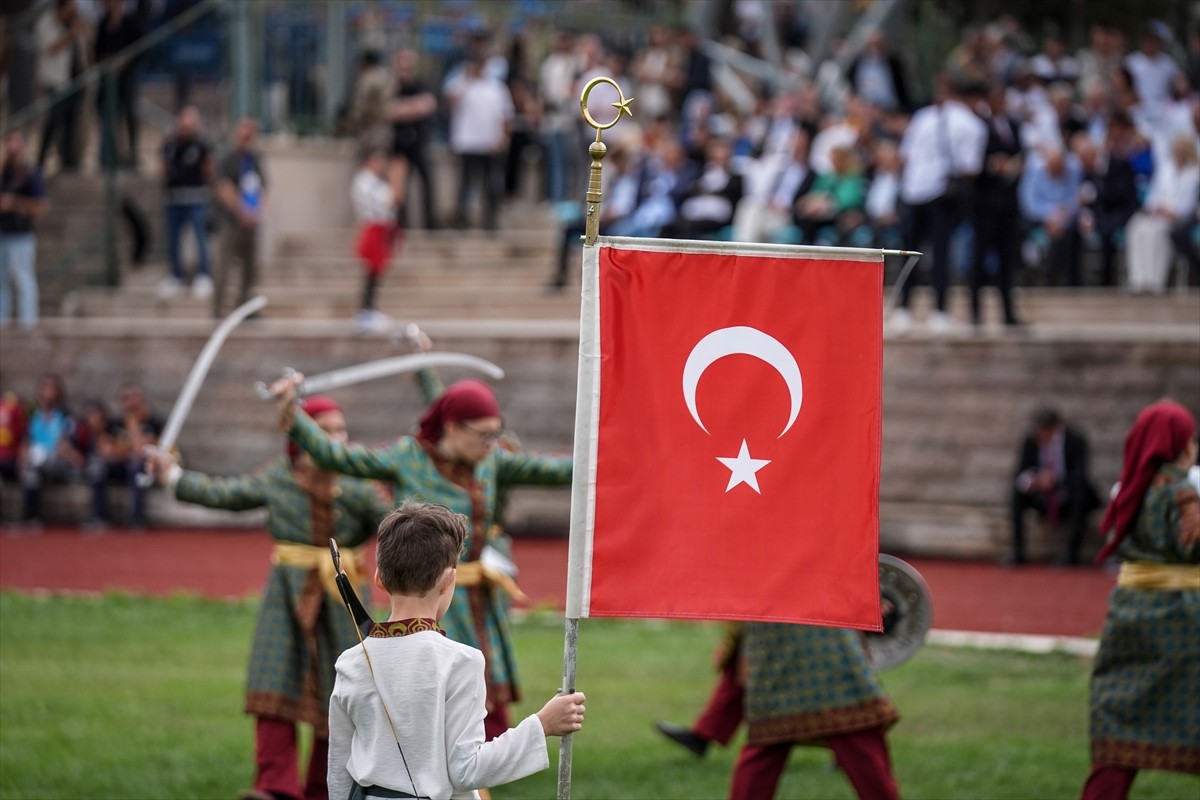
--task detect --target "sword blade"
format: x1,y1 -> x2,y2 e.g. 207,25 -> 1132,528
159,295 -> 267,451
294,352 -> 505,397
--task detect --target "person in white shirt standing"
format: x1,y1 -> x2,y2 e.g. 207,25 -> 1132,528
35,0 -> 89,173
1125,134 -> 1200,292
446,54 -> 513,231
327,502 -> 586,800
351,148 -> 406,332
1123,28 -> 1180,125
893,76 -> 987,332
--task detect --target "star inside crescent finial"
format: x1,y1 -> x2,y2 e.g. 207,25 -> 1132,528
611,95 -> 635,120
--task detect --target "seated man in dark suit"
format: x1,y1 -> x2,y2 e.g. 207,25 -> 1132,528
1010,407 -> 1101,565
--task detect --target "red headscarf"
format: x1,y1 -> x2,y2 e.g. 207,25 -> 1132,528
416,380 -> 501,446
1097,400 -> 1196,561
287,395 -> 343,462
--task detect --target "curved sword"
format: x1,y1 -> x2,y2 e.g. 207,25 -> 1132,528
137,295 -> 268,487
253,352 -> 505,401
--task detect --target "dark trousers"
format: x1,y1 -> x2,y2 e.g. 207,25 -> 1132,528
971,203 -> 1020,324
1046,224 -> 1082,286
1011,483 -> 1092,564
37,86 -> 82,171
86,456 -> 147,526
455,153 -> 501,229
1095,214 -> 1130,287
899,195 -> 956,312
395,144 -> 437,229
1170,220 -> 1199,285
214,224 -> 258,317
255,715 -> 329,800
730,727 -> 900,800
165,202 -> 211,280
96,70 -> 140,168
505,129 -> 537,198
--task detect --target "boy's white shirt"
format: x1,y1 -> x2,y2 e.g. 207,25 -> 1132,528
328,631 -> 549,800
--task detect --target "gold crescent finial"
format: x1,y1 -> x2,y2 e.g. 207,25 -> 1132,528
579,77 -> 634,246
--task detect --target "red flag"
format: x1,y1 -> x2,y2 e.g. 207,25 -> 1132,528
566,238 -> 883,630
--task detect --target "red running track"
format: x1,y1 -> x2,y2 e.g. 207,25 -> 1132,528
0,528 -> 1116,637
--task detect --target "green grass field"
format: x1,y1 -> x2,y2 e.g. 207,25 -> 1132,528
1,593 -> 1196,800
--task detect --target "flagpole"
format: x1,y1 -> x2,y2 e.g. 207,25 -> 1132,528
557,76 -> 634,800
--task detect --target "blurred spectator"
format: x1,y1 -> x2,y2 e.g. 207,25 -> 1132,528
1048,83 -> 1087,147
345,49 -> 393,157
36,0 -> 89,174
18,374 -> 78,529
446,55 -> 512,230
734,127 -> 813,243
609,137 -> 695,238
1030,33 -> 1080,87
1151,74 -> 1199,167
1125,134 -> 1200,292
1008,407 -> 1100,566
1008,65 -> 1061,154
662,136 -> 743,240
1123,28 -> 1179,121
971,83 -> 1024,327
504,47 -> 540,201
539,30 -> 580,203
810,93 -> 868,175
944,26 -> 991,89
99,385 -> 162,530
212,118 -> 267,319
160,105 -> 213,300
864,139 -> 902,247
846,29 -> 912,114
1020,148 -> 1084,286
677,27 -> 712,108
792,144 -> 865,246
1,131 -> 49,330
0,390 -> 27,486
547,145 -> 639,291
894,76 -> 986,332
389,49 -> 439,229
1077,24 -> 1122,94
632,27 -> 679,122
75,398 -> 120,530
93,0 -> 144,169
1075,116 -> 1140,287
352,148 -> 404,332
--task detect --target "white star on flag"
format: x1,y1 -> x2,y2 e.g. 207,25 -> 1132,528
716,439 -> 772,494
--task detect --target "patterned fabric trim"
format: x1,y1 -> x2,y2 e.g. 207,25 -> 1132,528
747,697 -> 900,747
1093,739 -> 1200,774
368,618 -> 445,638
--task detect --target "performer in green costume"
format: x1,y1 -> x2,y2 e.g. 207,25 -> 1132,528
1082,400 -> 1199,798
150,395 -> 391,800
273,373 -> 571,741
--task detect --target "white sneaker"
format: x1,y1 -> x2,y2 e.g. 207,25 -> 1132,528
927,311 -> 958,334
191,274 -> 213,300
886,308 -> 913,334
157,276 -> 183,299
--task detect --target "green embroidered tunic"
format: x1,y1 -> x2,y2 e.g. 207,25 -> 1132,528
1089,463 -> 1200,774
288,411 -> 572,707
743,623 -> 899,746
175,458 -> 392,734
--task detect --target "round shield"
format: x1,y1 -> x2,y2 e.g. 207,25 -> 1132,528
865,554 -> 933,670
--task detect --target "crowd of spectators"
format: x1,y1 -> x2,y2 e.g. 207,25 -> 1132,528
336,13 -> 1199,321
0,373 -> 162,532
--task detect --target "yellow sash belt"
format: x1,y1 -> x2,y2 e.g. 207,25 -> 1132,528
1117,562 -> 1200,591
273,542 -> 367,600
456,560 -> 529,604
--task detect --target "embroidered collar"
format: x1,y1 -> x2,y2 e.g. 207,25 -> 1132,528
368,618 -> 445,638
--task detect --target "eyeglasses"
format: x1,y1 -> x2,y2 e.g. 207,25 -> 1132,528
458,422 -> 504,444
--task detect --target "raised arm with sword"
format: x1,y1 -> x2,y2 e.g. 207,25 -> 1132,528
136,295 -> 268,487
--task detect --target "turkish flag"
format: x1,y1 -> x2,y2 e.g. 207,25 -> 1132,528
566,238 -> 883,630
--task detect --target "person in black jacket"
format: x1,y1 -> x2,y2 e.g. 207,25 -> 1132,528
847,30 -> 912,114
1009,407 -> 1101,566
971,82 -> 1024,327
93,0 -> 144,169
1076,113 -> 1141,286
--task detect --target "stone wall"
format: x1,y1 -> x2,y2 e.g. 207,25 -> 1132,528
2,320 -> 1197,559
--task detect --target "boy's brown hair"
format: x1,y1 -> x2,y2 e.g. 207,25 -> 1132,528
375,502 -> 467,595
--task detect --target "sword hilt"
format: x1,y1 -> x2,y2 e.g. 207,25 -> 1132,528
134,445 -> 169,489
255,367 -> 300,403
